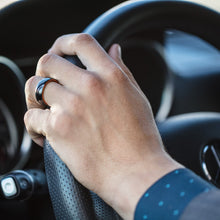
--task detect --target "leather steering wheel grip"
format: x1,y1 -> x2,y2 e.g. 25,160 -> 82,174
43,1 -> 220,219
44,140 -> 121,220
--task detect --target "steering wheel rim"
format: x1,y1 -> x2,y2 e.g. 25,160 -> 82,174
44,1 -> 220,219
85,0 -> 220,50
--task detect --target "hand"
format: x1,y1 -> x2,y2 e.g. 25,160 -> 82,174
24,34 -> 182,219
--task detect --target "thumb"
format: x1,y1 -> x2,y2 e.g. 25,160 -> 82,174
108,44 -> 122,64
108,44 -> 140,89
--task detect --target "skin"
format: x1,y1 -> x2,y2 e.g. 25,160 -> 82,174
24,33 -> 182,219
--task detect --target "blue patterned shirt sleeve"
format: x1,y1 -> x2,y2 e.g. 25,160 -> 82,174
134,168 -> 216,220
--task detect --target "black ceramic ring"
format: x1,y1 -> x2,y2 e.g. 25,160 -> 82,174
35,78 -> 58,107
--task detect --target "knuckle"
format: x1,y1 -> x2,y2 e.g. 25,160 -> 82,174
55,35 -> 66,44
84,74 -> 102,92
25,76 -> 36,97
24,109 -> 34,129
76,33 -> 94,43
37,53 -> 54,71
70,33 -> 94,47
24,110 -> 31,125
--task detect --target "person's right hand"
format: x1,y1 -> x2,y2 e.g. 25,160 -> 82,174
24,33 -> 182,219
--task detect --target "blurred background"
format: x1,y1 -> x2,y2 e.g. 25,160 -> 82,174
0,0 -> 220,11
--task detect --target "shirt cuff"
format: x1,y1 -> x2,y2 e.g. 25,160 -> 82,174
134,168 -> 215,220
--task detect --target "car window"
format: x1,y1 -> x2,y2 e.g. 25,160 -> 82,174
0,0 -> 19,9
185,0 -> 220,11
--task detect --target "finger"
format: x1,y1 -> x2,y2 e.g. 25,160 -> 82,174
25,75 -> 72,109
36,53 -> 86,91
48,33 -> 112,72
25,76 -> 45,109
24,108 -> 50,146
108,44 -> 140,89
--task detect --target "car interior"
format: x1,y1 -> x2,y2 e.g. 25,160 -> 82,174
0,0 -> 220,219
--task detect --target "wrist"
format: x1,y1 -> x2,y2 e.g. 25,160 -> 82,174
109,153 -> 183,219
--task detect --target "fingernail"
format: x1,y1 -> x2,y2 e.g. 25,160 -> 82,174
116,44 -> 121,57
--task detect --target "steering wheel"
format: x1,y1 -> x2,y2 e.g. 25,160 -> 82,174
43,0 -> 220,219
